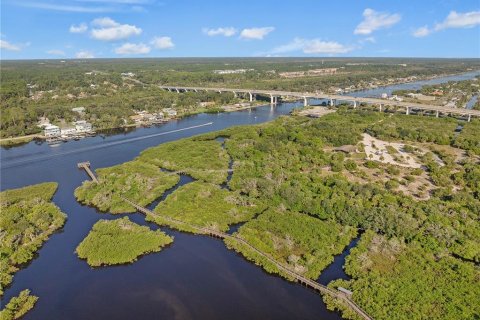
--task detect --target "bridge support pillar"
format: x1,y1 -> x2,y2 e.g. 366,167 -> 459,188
270,95 -> 278,105
330,99 -> 336,107
436,111 -> 439,118
379,104 -> 383,112
233,91 -> 237,98
175,88 -> 180,93
249,92 -> 254,102
406,107 -> 410,115
353,100 -> 357,109
303,97 -> 309,107
468,114 -> 471,122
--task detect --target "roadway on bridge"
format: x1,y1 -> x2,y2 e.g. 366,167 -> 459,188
159,85 -> 480,118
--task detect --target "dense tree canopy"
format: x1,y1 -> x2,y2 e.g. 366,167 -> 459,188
0,183 -> 66,296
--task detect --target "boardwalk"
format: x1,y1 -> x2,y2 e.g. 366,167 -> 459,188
77,162 -> 98,182
78,162 -> 373,320
159,85 -> 480,120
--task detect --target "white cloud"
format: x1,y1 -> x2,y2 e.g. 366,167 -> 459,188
435,11 -> 480,30
354,8 -> 401,35
413,26 -> 431,37
70,23 -> 88,33
76,50 -> 95,58
272,38 -> 353,55
90,17 -> 142,41
47,49 -> 66,55
114,42 -> 151,54
91,17 -> 119,27
0,39 -> 21,51
240,27 -> 274,40
413,11 -> 480,38
150,36 -> 174,49
202,27 -> 237,37
17,2 -> 114,13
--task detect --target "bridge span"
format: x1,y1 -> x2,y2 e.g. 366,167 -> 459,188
159,85 -> 480,121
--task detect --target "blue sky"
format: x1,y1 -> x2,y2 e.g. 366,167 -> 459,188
1,0 -> 479,59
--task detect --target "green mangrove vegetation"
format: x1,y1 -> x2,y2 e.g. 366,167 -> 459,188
75,160 -> 179,213
76,217 -> 173,267
73,108 -> 479,319
0,182 -> 66,295
0,289 -> 38,320
366,114 -> 458,145
139,138 -> 230,184
224,209 -> 357,279
324,230 -> 480,320
453,119 -> 480,155
151,181 -> 261,232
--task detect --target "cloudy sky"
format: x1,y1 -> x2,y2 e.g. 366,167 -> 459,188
1,0 -> 479,59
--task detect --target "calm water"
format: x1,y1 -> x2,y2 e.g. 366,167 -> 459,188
2,71 -> 479,319
1,102 -> 346,320
466,95 -> 478,110
348,70 -> 480,97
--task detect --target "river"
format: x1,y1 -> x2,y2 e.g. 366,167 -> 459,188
1,71 -> 479,320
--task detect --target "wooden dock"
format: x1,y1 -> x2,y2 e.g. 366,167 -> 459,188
79,161 -> 372,320
121,196 -> 372,320
77,161 -> 98,183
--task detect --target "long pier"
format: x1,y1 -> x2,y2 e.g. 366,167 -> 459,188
77,162 -> 373,320
159,85 -> 480,121
77,162 -> 98,182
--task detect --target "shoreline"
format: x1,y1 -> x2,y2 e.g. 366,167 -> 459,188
1,70 -> 478,148
0,101 -> 267,148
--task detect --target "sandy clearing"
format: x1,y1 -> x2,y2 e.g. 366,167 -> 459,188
362,133 -> 421,168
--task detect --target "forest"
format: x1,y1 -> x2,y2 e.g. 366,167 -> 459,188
76,217 -> 173,267
151,181 -> 262,232
1,57 -> 478,138
73,109 -> 479,319
224,208 -> 357,279
139,138 -> 230,184
0,182 -> 66,296
0,289 -> 38,320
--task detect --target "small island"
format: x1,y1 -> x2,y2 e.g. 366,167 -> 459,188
72,109 -> 480,319
0,182 -> 66,296
150,181 -> 261,233
74,160 -> 180,213
76,217 -> 173,267
0,289 -> 39,320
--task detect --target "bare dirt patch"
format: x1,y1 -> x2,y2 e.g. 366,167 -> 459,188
362,133 -> 421,168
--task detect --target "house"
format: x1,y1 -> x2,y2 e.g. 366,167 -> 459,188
199,101 -> 215,107
130,115 -> 143,124
163,108 -> 177,117
61,127 -> 77,136
74,120 -> 93,132
142,113 -> 157,122
44,125 -> 60,137
37,117 -> 51,128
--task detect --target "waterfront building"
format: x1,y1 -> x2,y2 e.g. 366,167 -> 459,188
44,125 -> 60,137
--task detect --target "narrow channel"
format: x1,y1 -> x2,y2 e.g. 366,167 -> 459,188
317,236 -> 361,286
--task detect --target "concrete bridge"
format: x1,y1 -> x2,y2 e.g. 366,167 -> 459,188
159,85 -> 480,121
